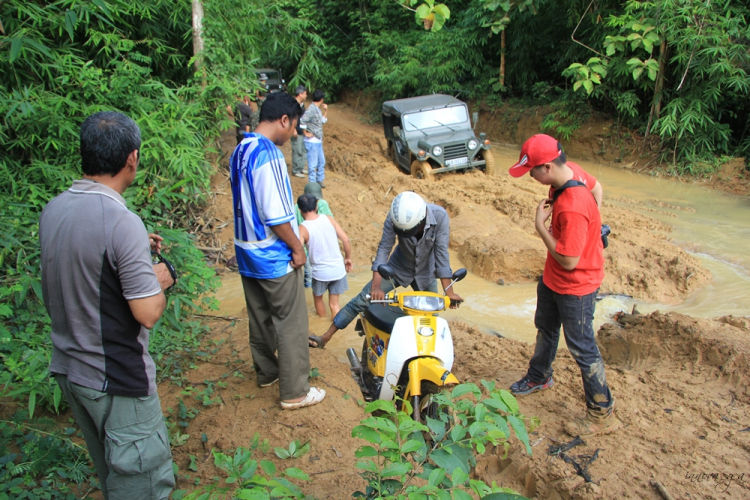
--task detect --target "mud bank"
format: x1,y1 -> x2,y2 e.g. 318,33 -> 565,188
169,311 -> 750,499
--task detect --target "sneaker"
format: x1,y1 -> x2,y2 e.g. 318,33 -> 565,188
293,172 -> 305,178
509,376 -> 554,396
259,378 -> 279,388
280,387 -> 326,410
318,182 -> 326,188
302,169 -> 308,174
565,405 -> 621,438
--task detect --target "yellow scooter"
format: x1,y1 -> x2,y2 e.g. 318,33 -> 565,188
346,265 -> 467,421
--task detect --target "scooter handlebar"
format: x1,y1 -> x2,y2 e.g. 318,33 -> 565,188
365,294 -> 396,304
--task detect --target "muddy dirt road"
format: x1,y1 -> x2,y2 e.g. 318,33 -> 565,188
169,103 -> 749,499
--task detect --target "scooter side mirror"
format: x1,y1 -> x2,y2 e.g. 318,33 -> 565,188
452,268 -> 468,282
377,265 -> 395,280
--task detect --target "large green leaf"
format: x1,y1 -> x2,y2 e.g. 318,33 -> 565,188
429,444 -> 472,474
507,415 -> 531,455
381,461 -> 412,478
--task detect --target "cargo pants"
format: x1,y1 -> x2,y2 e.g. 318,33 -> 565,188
55,374 -> 174,500
241,267 -> 311,401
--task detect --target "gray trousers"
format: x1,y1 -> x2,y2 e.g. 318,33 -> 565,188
55,374 -> 174,500
241,267 -> 311,400
291,135 -> 307,174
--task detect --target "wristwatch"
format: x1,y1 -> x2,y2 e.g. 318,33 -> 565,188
151,251 -> 178,291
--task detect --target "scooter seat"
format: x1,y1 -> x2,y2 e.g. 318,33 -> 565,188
364,304 -> 406,334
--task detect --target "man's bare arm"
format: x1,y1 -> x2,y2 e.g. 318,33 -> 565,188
591,181 -> 603,207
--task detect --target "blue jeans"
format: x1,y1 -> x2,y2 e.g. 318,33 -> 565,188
332,278 -> 438,330
526,279 -> 613,411
305,141 -> 325,183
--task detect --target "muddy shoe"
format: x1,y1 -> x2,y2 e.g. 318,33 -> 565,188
510,376 -> 554,396
565,406 -> 621,438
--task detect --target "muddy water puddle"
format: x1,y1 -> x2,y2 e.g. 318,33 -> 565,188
214,147 -> 750,363
214,251 -> 631,364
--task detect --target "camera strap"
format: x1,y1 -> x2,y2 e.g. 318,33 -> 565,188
550,180 -> 611,249
550,179 -> 588,203
151,251 -> 178,291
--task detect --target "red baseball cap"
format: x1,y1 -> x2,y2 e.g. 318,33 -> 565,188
508,134 -> 562,178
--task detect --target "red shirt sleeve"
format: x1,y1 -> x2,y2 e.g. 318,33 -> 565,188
555,210 -> 590,257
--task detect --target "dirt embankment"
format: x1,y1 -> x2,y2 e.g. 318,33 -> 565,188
169,312 -> 750,499
451,312 -> 750,499
470,100 -> 750,198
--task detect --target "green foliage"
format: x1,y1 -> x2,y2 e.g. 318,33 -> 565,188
273,440 -> 310,460
181,382 -> 533,499
0,410 -> 95,499
562,0 -> 750,170
180,443 -> 313,500
351,382 -> 532,499
0,0 -> 222,420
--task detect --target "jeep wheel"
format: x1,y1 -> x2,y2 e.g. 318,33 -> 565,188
482,149 -> 496,176
411,160 -> 434,181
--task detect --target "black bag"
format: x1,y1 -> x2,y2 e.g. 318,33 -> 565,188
550,180 -> 610,248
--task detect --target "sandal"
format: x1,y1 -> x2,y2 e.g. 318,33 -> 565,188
308,335 -> 326,349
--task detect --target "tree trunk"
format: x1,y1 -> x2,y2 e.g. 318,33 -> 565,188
191,0 -> 204,73
499,30 -> 506,87
644,38 -> 668,139
654,38 -> 668,119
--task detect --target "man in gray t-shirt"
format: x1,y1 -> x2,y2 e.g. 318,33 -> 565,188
39,111 -> 175,500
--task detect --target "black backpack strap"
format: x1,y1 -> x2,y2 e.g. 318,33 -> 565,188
551,180 -> 587,203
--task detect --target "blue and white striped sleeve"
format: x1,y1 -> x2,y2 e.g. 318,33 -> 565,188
253,147 -> 294,227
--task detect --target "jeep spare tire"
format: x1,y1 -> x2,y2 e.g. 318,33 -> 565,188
411,160 -> 434,181
482,149 -> 496,176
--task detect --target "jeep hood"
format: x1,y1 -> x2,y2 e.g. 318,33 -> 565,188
408,130 -> 477,150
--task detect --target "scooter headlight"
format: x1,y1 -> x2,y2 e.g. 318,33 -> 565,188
402,295 -> 445,312
418,326 -> 434,337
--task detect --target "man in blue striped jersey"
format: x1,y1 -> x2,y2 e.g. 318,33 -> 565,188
230,92 -> 326,410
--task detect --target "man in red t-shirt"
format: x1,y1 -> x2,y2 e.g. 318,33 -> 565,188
507,134 -> 619,438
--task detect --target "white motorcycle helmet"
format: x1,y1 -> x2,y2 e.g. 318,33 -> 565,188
390,191 -> 427,238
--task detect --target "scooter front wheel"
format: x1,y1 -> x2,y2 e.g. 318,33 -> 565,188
411,381 -> 442,423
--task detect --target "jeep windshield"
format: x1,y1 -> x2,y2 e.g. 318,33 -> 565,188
402,105 -> 468,131
256,70 -> 280,80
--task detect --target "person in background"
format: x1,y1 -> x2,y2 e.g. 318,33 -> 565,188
297,193 -> 352,324
39,111 -> 176,499
507,133 -> 619,438
300,89 -> 328,188
228,95 -> 253,145
310,191 -> 463,348
295,182 -> 334,289
249,91 -> 266,132
291,85 -> 308,178
229,92 -> 325,410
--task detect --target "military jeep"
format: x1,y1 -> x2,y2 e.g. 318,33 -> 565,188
382,94 -> 494,180
254,68 -> 287,94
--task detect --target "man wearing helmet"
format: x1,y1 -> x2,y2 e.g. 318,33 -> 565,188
308,191 -> 462,348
